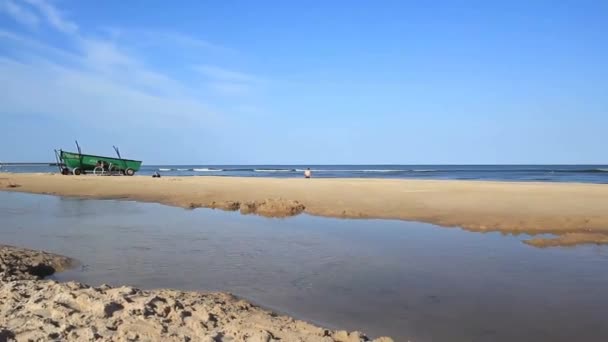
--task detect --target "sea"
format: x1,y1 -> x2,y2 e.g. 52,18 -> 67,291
2,164 -> 607,183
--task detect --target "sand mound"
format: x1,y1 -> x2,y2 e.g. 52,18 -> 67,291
205,198 -> 306,218
524,232 -> 608,248
0,245 -> 74,281
239,198 -> 306,217
0,246 -> 393,342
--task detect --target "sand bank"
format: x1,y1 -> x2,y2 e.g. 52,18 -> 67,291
2,173 -> 608,246
0,245 -> 392,342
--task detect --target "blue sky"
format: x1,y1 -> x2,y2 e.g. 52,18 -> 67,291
1,0 -> 606,164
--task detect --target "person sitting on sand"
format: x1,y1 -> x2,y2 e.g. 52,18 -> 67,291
304,168 -> 312,178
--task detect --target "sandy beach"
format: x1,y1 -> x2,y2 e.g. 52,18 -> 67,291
0,245 -> 392,342
1,173 -> 607,247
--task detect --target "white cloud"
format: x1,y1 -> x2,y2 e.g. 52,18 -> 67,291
0,0 -> 40,28
0,31 -> 218,129
77,38 -> 202,98
97,28 -> 232,56
2,0 -> 264,101
0,0 -> 270,141
0,29 -> 74,58
0,0 -> 276,164
23,0 -> 78,34
81,39 -> 134,67
0,57 -> 212,123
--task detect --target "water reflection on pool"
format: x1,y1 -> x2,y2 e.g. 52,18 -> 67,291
1,192 -> 608,342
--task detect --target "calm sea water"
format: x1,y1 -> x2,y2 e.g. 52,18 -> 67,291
2,164 -> 608,183
1,192 -> 608,342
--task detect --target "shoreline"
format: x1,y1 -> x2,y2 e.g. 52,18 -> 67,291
2,173 -> 608,246
0,245 -> 392,341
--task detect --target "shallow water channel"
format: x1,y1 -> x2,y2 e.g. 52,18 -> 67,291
1,192 -> 608,341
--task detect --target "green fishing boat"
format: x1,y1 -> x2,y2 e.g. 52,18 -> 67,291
55,141 -> 142,176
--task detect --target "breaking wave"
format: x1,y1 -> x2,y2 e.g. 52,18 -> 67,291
193,168 -> 223,172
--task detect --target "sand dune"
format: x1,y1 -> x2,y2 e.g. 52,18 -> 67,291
2,173 -> 608,246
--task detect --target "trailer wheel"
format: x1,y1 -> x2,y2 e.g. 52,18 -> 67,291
125,168 -> 135,176
61,168 -> 70,175
93,167 -> 105,176
73,168 -> 82,176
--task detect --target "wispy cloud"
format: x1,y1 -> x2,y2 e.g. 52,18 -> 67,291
0,44 -> 216,128
81,39 -> 134,67
23,0 -> 78,34
0,0 -> 223,128
194,64 -> 265,96
98,27 -> 232,56
0,0 -> 39,29
78,38 -> 202,98
151,31 -> 228,52
0,0 -> 272,154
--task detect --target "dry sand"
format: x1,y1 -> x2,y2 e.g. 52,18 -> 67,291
2,173 -> 608,246
0,245 -> 393,342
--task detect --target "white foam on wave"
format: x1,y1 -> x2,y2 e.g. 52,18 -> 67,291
254,169 -> 293,172
295,169 -> 349,172
193,168 -> 222,172
359,169 -> 404,173
295,169 -> 407,173
158,168 -> 172,171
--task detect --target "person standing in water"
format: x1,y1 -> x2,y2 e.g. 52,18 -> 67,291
304,168 -> 312,178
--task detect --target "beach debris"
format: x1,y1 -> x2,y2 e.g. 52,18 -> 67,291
5,182 -> 20,188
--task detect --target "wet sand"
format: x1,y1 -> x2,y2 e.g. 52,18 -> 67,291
2,173 -> 608,246
0,245 -> 391,342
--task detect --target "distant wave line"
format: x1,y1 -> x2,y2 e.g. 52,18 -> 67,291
193,168 -> 223,172
155,167 -> 608,174
253,169 -> 295,172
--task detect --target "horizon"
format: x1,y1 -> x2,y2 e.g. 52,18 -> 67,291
2,162 -> 607,166
1,1 -> 607,164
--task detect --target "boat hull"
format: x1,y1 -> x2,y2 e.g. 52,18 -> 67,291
60,151 -> 142,173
